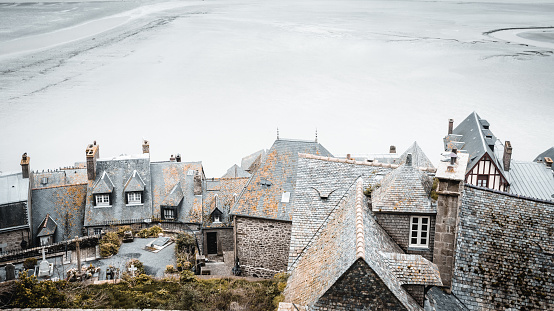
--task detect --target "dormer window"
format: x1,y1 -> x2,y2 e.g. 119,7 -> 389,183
163,207 -> 176,220
127,192 -> 142,205
212,208 -> 223,223
96,194 -> 110,206
214,214 -> 221,223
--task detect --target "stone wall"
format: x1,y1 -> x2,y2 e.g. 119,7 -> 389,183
375,213 -> 435,261
402,284 -> 425,307
312,258 -> 407,311
0,229 -> 30,253
236,216 -> 291,277
452,186 -> 554,311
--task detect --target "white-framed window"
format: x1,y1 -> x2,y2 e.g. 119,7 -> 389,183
40,236 -> 51,246
409,216 -> 430,248
93,228 -> 103,235
214,214 -> 221,223
127,192 -> 142,205
163,208 -> 175,220
96,194 -> 110,206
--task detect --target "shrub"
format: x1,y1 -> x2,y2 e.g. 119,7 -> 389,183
100,242 -> 119,258
23,257 -> 38,270
363,183 -> 381,197
175,232 -> 196,253
12,271 -> 67,308
137,225 -> 163,238
116,225 -> 133,237
101,232 -> 121,247
165,265 -> 177,274
430,177 -> 439,201
179,270 -> 196,283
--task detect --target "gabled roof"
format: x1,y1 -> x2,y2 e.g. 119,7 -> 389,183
37,214 -> 57,237
221,164 -> 251,178
534,147 -> 554,171
371,157 -> 434,213
289,154 -> 394,268
241,149 -> 267,172
161,182 -> 184,206
285,178 -> 441,310
32,168 -> 87,189
92,171 -> 114,194
230,139 -> 333,221
399,142 -> 435,169
203,177 -> 249,228
150,161 -> 203,223
124,170 -> 146,192
444,112 -> 505,178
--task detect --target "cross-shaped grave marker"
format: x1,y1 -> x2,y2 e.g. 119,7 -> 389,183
128,264 -> 137,277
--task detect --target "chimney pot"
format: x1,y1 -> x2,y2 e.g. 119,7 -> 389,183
389,145 -> 396,154
142,139 -> 150,154
450,148 -> 458,165
503,141 -> 512,171
347,154 -> 351,160
20,153 -> 30,179
176,154 -> 182,162
86,142 -> 99,180
448,119 -> 454,135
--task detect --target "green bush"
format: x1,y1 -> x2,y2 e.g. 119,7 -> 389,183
165,265 -> 178,274
99,242 -> 119,258
12,271 -> 67,308
23,257 -> 38,270
175,232 -> 196,253
116,225 -> 133,237
179,270 -> 196,283
137,225 -> 163,238
101,232 -> 121,247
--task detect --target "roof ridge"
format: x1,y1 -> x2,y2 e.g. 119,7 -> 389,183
465,183 -> 554,205
298,153 -> 437,172
354,178 -> 365,259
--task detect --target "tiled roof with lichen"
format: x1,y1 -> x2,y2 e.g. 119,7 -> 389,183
452,185 -> 554,310
203,177 -> 249,228
230,139 -> 332,221
150,161 -> 204,224
32,168 -> 87,189
399,142 -> 435,169
285,178 -> 441,310
221,164 -> 251,178
36,214 -> 57,237
371,160 -> 434,213
288,154 -> 392,268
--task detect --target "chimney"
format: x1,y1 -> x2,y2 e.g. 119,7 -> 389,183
20,153 -> 30,179
86,142 -> 100,181
176,154 -> 182,163
545,157 -> 553,168
347,154 -> 351,160
169,155 -> 176,162
406,153 -> 412,166
142,139 -> 150,154
194,171 -> 202,195
503,141 -> 512,171
389,145 -> 396,154
448,119 -> 454,135
433,152 -> 468,292
450,148 -> 458,165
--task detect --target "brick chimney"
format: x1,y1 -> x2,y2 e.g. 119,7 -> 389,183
389,145 -> 396,154
433,150 -> 469,292
194,170 -> 202,195
20,153 -> 30,179
142,139 -> 150,154
448,119 -> 454,135
176,154 -> 182,163
545,157 -> 553,168
346,154 -> 351,160
503,141 -> 512,171
169,155 -> 176,162
86,141 -> 100,181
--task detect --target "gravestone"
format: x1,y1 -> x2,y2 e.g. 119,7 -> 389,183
5,263 -> 15,280
38,247 -> 51,277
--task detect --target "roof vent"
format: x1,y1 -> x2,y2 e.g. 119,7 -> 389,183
41,177 -> 48,185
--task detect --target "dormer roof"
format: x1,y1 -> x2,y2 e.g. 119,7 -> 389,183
124,170 -> 146,192
37,214 -> 58,237
92,171 -> 114,194
161,182 -> 184,207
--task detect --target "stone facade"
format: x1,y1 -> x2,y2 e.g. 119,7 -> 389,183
375,213 -> 435,262
402,285 -> 425,307
202,227 -> 233,256
236,216 -> 291,277
451,186 -> 554,311
0,228 -> 30,253
312,259 -> 407,311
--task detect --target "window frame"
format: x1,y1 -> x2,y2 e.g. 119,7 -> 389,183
162,207 -> 176,220
477,175 -> 488,187
127,192 -> 142,205
95,194 -> 111,207
93,228 -> 102,235
409,216 -> 430,248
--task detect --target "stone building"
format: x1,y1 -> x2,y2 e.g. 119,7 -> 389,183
0,154 -> 32,252
230,138 -> 333,277
31,166 -> 87,246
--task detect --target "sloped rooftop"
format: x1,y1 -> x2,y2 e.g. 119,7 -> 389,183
285,178 -> 441,310
399,141 -> 435,169
32,168 -> 87,189
505,160 -> 554,201
203,177 -> 249,228
230,139 -> 332,221
0,172 -> 29,205
37,214 -> 57,237
221,164 -> 251,178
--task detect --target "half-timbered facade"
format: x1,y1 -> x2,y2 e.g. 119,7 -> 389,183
464,152 -> 508,191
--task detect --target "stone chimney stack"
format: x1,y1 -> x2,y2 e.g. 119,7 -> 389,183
20,153 -> 30,179
433,150 -> 469,291
169,155 -> 176,162
448,119 -> 454,135
176,154 -> 182,163
545,157 -> 553,169
194,171 -> 202,195
346,154 -> 351,160
503,141 -> 512,171
142,139 -> 150,154
86,141 -> 100,181
390,145 -> 396,154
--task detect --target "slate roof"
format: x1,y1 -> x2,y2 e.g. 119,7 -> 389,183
452,185 -> 554,310
444,112 -> 505,177
0,172 -> 30,232
150,161 -> 204,224
221,164 -> 251,178
124,170 -> 146,192
36,214 -> 57,237
32,168 -> 87,189
0,172 -> 29,205
534,146 -> 554,171
371,157 -> 434,213
399,142 -> 435,169
84,155 -> 152,226
241,149 -> 267,172
288,154 -> 393,268
203,177 -> 249,228
504,160 -> 554,201
230,139 -> 333,221
425,287 -> 469,311
285,178 -> 441,310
